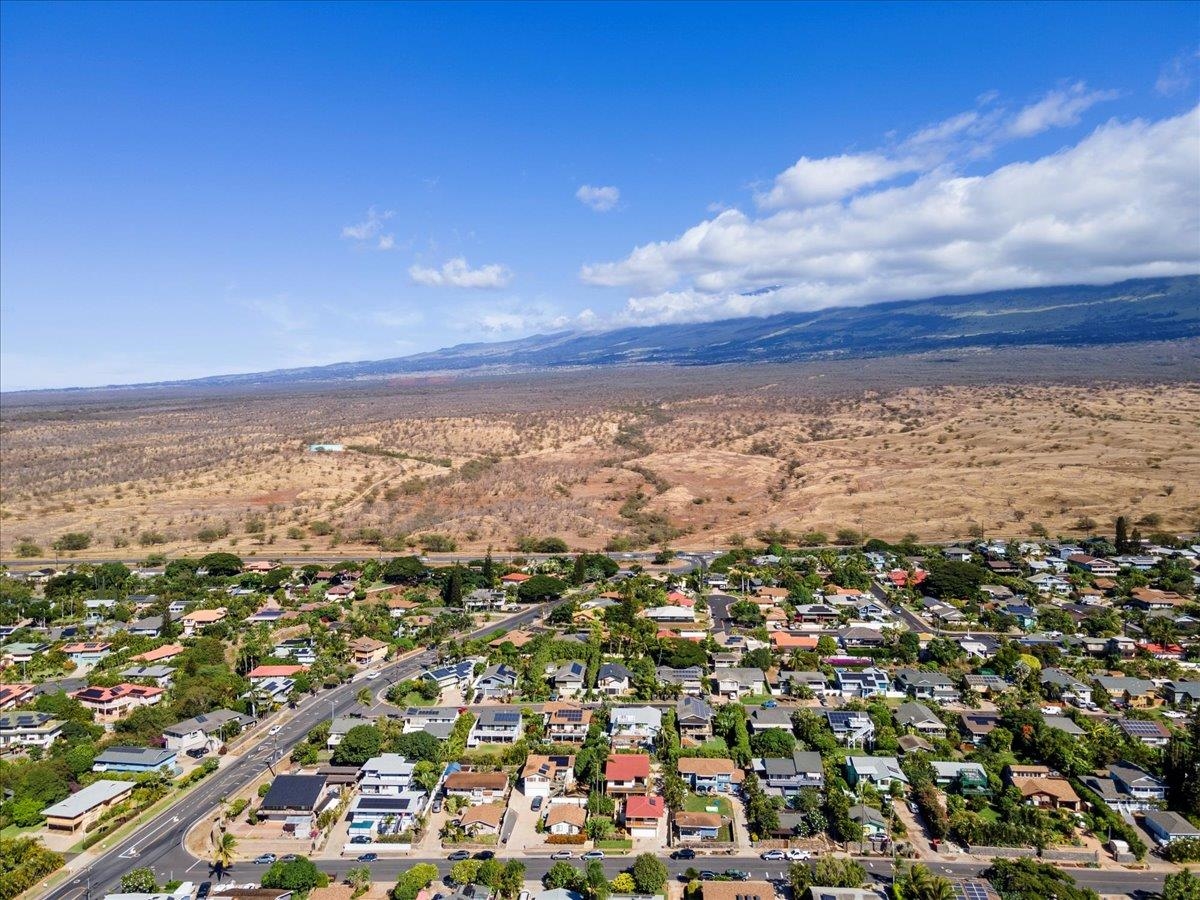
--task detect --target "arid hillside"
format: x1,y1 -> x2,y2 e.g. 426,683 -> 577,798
2,343 -> 1198,559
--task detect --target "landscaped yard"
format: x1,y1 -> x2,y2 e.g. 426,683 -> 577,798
683,793 -> 734,841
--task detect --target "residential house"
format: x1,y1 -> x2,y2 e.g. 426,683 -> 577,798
474,663 -> 518,700
747,706 -> 794,734
931,761 -> 990,796
714,668 -> 766,700
845,756 -> 907,789
700,883 -> 776,900
467,707 -> 524,747
1119,718 -> 1171,747
677,757 -> 743,793
259,774 -> 330,834
782,671 -> 831,697
1027,573 -> 1071,596
399,706 -> 459,739
597,662 -> 634,696
833,667 -> 891,699
60,642 -> 112,667
550,660 -> 588,698
943,548 -> 974,563
959,712 -> 1001,747
444,770 -> 509,805
522,754 -> 575,799
1009,776 -> 1081,810
1040,669 -> 1093,706
657,666 -> 705,696
423,660 -> 476,691
895,702 -> 947,739
247,664 -> 308,683
793,604 -> 841,624
0,683 -> 35,709
1095,675 -> 1160,708
1109,761 -> 1167,804
180,607 -> 227,636
1131,588 -> 1190,611
72,683 -> 164,724
771,632 -> 819,653
757,751 -> 825,794
1043,715 -> 1085,737
642,606 -> 695,623
92,746 -> 178,774
544,702 -> 593,743
545,804 -> 587,836
962,674 -> 1009,697
459,803 -> 506,837
1164,681 -> 1200,708
127,617 -> 163,638
826,710 -> 875,748
357,754 -> 416,795
162,709 -> 250,752
674,810 -> 724,842
42,780 -> 134,832
894,669 -> 959,703
850,805 -> 888,837
0,711 -> 63,751
623,794 -> 664,838
605,753 -> 651,794
839,626 -> 888,649
349,636 -> 388,667
676,696 -> 714,744
609,706 -> 663,749
128,644 -> 185,665
117,665 -> 175,688
1144,810 -> 1200,846
464,589 -> 505,611
273,639 -> 317,665
327,715 -> 373,748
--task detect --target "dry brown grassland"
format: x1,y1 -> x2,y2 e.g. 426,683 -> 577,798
2,345 -> 1198,559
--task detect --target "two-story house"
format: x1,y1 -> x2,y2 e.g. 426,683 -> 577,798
550,660 -> 588,698
597,662 -> 634,696
713,668 -> 766,700
657,666 -> 706,697
474,663 -> 518,700
893,669 -> 959,703
605,753 -> 651,794
825,710 -> 875,748
676,696 -> 714,744
543,702 -> 593,743
609,706 -> 663,749
677,757 -> 743,793
833,667 -> 891,699
467,706 -> 525,747
522,753 -> 575,799
755,750 -> 825,795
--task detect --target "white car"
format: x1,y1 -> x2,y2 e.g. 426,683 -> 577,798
365,671 -> 380,680
268,725 -> 282,736
787,849 -> 812,861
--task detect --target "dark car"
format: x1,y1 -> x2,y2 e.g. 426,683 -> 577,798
350,835 -> 373,844
448,850 -> 471,861
723,870 -> 750,882
672,848 -> 696,860
531,796 -> 543,811
197,884 -> 212,900
474,851 -> 495,860
358,853 -> 379,862
186,747 -> 208,759
699,872 -> 717,882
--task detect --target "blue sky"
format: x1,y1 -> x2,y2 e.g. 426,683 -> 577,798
2,1 -> 1197,389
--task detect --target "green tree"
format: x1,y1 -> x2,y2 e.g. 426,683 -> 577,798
983,859 -> 1099,900
261,857 -> 328,891
544,861 -> 583,890
498,861 -> 526,899
897,864 -> 954,900
346,866 -> 372,897
585,860 -> 609,900
517,575 -> 568,602
442,567 -> 465,606
812,857 -> 866,888
1164,868 -> 1200,900
121,868 -> 159,893
788,862 -> 812,896
197,552 -> 244,576
631,853 -> 669,894
450,860 -> 482,885
212,832 -> 238,881
750,728 -> 796,757
610,874 -> 637,894
393,864 -> 440,900
383,556 -> 429,585
332,724 -> 384,766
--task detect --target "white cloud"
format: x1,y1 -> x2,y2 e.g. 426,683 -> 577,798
576,184 -> 621,212
755,153 -> 920,208
409,256 -> 514,289
1007,82 -> 1120,137
1157,49 -> 1199,96
582,107 -> 1200,325
341,206 -> 396,250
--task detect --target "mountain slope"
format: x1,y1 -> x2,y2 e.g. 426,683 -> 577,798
41,275 -> 1200,390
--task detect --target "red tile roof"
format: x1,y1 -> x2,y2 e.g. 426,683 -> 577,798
606,754 -> 650,781
247,664 -> 308,678
625,794 -> 664,819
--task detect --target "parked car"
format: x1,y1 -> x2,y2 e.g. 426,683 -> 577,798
724,870 -> 750,881
581,850 -> 605,860
699,872 -> 718,881
550,851 -> 573,860
358,853 -> 379,862
280,854 -> 298,862
432,799 -> 443,813
531,796 -> 544,811
186,747 -> 208,759
253,854 -> 276,864
786,849 -> 811,861
475,851 -> 495,860
196,884 -> 212,900
761,850 -> 786,861
762,699 -> 778,708
351,835 -> 373,844
672,848 -> 696,860
448,850 -> 471,861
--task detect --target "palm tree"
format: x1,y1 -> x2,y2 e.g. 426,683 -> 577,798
212,831 -> 238,881
902,864 -> 954,900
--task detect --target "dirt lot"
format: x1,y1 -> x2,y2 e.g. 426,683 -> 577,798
3,344 -> 1198,558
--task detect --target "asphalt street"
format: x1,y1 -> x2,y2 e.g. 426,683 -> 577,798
37,602 -> 553,900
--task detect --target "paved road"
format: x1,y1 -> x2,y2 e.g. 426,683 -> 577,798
203,853 -> 1164,897
37,602 -> 553,900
